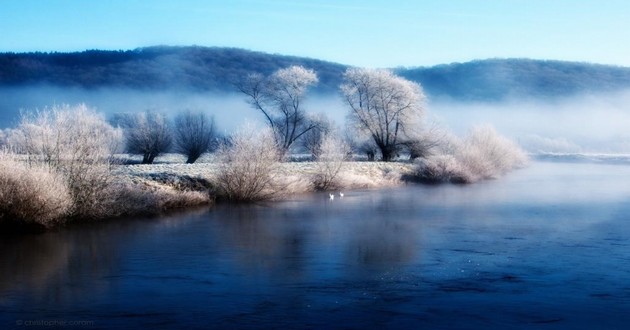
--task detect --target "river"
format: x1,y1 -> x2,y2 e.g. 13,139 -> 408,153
1,160 -> 630,329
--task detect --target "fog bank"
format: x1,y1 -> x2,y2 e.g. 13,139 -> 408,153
429,90 -> 630,153
2,86 -> 629,153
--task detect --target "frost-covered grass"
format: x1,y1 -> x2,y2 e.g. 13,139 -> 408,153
117,161 -> 414,197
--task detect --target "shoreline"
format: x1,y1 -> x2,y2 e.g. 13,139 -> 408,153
1,152 -> 420,233
115,160 -> 417,198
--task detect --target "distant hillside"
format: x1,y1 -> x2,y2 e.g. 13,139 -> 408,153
0,46 -> 347,93
1,46 -> 630,100
398,59 -> 630,100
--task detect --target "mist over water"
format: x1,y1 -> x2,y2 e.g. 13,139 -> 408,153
2,86 -> 630,153
430,90 -> 630,153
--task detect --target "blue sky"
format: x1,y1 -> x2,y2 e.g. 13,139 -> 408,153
1,0 -> 629,67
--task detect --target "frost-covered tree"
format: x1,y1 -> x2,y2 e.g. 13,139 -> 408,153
174,110 -> 217,164
237,65 -> 320,155
118,112 -> 172,164
341,68 -> 426,161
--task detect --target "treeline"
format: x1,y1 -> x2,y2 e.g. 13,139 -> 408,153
0,46 -> 347,93
1,46 -> 630,100
397,58 -> 630,101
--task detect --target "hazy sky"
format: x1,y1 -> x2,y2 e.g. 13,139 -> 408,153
1,0 -> 629,67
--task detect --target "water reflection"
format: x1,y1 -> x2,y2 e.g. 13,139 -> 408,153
1,161 -> 630,329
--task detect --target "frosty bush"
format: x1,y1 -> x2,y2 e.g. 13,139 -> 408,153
8,104 -> 123,219
313,133 -> 351,190
463,125 -> 528,177
415,125 -> 528,183
118,112 -> 172,164
174,110 -> 217,164
214,125 -> 282,202
0,153 -> 72,227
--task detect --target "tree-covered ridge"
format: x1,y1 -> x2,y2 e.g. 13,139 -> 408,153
398,58 -> 630,100
0,46 -> 348,93
1,46 -> 630,100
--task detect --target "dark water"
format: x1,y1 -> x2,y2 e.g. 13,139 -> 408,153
2,161 -> 630,329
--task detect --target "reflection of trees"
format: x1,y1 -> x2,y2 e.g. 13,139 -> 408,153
210,205 -> 312,280
0,234 -> 72,296
211,196 -> 422,276
346,217 -> 418,267
0,222 -> 137,305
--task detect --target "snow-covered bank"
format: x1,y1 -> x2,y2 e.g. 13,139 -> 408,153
114,161 -> 416,197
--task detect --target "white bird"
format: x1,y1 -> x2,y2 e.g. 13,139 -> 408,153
339,192 -> 344,198
329,193 -> 335,200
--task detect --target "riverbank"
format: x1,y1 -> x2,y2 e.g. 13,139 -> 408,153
114,160 -> 416,199
0,151 -> 416,232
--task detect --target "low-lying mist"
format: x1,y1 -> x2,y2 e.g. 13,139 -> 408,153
0,86 -> 348,134
2,85 -> 629,154
430,90 -> 630,154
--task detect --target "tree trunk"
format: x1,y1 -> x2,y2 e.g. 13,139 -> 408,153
186,154 -> 199,164
142,153 -> 156,164
380,146 -> 396,162
367,151 -> 375,161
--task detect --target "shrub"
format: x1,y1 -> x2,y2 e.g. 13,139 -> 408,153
313,133 -> 351,190
214,125 -> 282,202
0,154 -> 72,228
415,125 -> 528,183
464,125 -> 528,176
111,180 -> 211,217
8,104 -> 123,220
401,122 -> 446,160
414,155 -> 471,183
174,110 -> 217,164
117,112 -> 172,164
11,104 -> 122,166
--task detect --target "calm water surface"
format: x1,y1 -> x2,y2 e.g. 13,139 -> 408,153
1,161 -> 630,329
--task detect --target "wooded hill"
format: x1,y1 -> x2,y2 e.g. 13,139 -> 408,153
2,46 -> 630,101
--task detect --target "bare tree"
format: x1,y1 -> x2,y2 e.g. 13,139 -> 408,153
341,68 -> 426,161
174,110 -> 216,164
237,65 -> 319,155
119,112 -> 172,164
